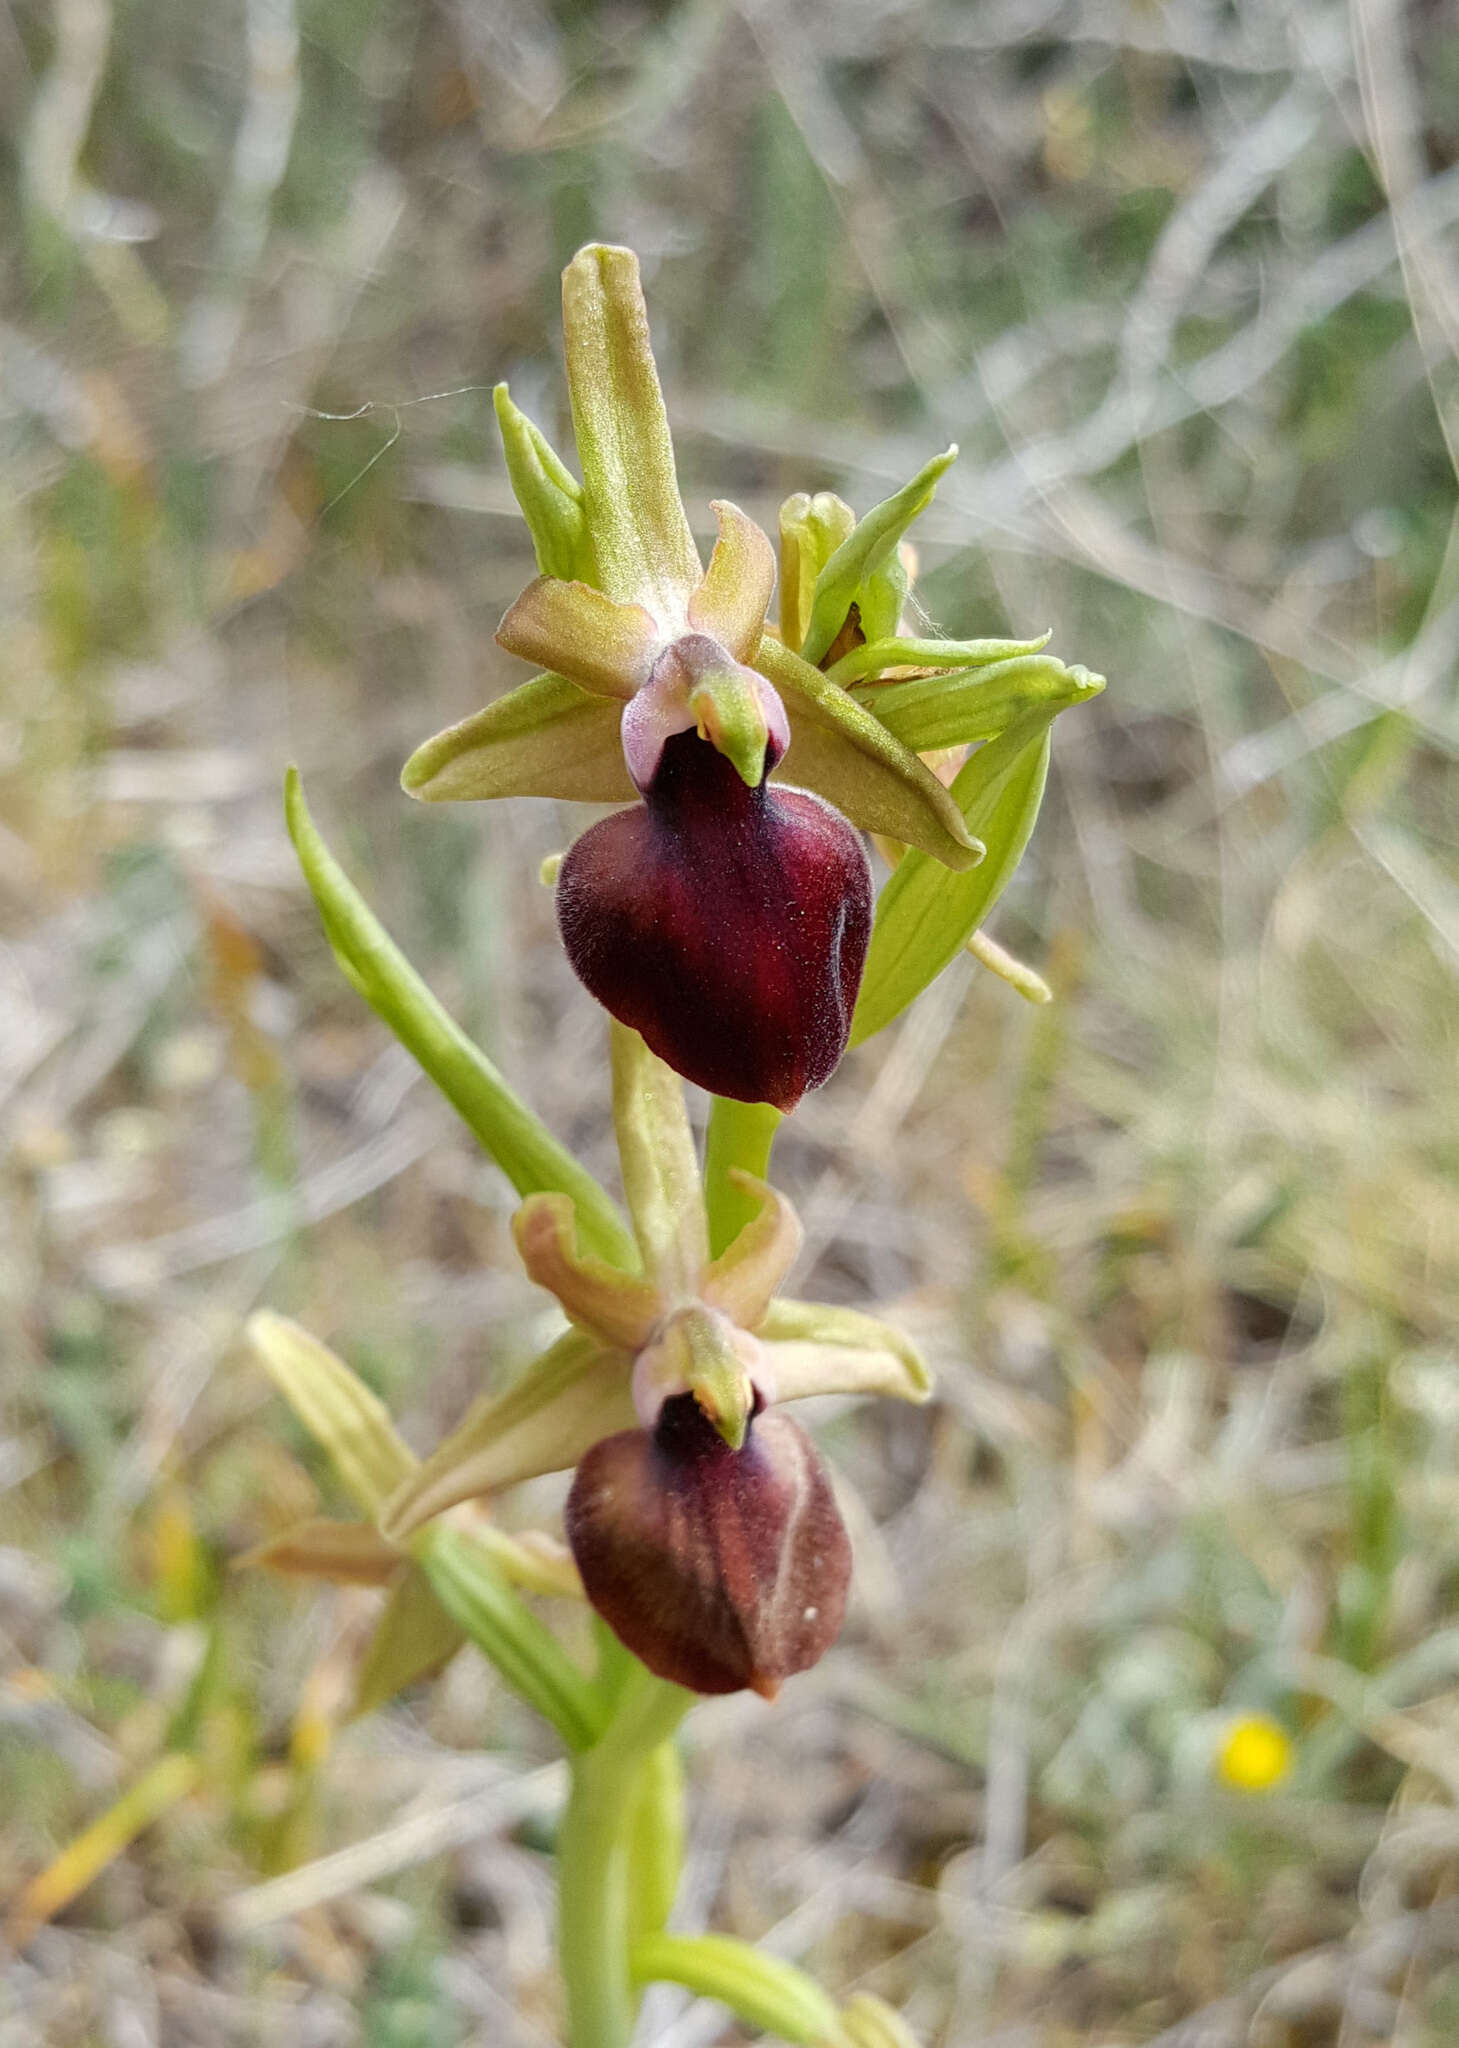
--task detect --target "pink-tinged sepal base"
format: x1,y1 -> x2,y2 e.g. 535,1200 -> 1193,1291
565,1393 -> 852,1698
556,733 -> 872,1110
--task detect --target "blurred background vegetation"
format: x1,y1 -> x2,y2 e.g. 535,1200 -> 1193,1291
5,0 -> 1459,2041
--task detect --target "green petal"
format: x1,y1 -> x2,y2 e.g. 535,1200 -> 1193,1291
513,1192 -> 663,1349
286,770 -> 638,1268
852,655 -> 1103,752
850,708 -> 1059,1047
562,244 -> 700,615
686,500 -> 776,662
755,636 -> 981,870
778,491 -> 855,658
352,1566 -> 466,1718
758,1298 -> 931,1404
826,629 -> 1052,688
799,447 -> 957,668
247,1311 -> 415,1518
611,1024 -> 708,1295
493,382 -> 595,584
699,1172 -> 803,1331
496,576 -> 659,698
401,673 -> 634,806
380,1329 -> 636,1542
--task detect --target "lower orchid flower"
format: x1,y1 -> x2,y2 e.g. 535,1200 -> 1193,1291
379,1026 -> 928,1697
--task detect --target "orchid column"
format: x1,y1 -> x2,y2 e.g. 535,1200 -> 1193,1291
248,244 -> 1104,2048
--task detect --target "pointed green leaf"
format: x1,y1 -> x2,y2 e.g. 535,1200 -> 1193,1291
850,709 -> 1059,1047
758,1298 -> 931,1403
630,1932 -> 845,2046
416,1523 -> 603,1749
247,1312 -> 415,1517
401,673 -> 634,806
826,630 -> 1052,688
381,1329 -> 636,1542
352,1565 -> 466,1718
687,501 -> 776,662
700,1173 -> 802,1331
493,382 -> 594,584
496,577 -> 659,698
779,492 -> 856,658
285,769 -> 637,1268
611,1023 -> 708,1294
851,656 -> 1103,752
799,448 -> 957,668
562,244 -> 700,615
754,637 -> 980,870
624,1739 -> 686,1951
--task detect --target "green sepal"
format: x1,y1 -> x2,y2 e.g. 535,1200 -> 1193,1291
852,656 -> 1103,753
562,244 -> 700,615
827,629 -> 1052,688
381,1329 -> 637,1542
493,382 -> 595,584
247,1311 -> 415,1518
415,1522 -> 604,1750
623,1739 -> 686,1951
400,673 -> 634,806
754,637 -> 981,870
799,448 -> 957,668
778,492 -> 856,657
850,708 -> 1059,1047
611,1024 -> 708,1294
352,1565 -> 466,1719
285,769 -> 637,1268
630,1932 -> 847,2046
757,1298 -> 931,1403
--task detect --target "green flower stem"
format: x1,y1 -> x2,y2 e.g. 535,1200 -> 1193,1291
704,1096 -> 783,1257
558,1664 -> 693,2048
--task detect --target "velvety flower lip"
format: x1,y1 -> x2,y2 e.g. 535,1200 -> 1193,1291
555,730 -> 872,1111
565,1391 -> 852,1699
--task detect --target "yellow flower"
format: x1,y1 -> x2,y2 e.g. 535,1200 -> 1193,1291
1217,1713 -> 1293,1792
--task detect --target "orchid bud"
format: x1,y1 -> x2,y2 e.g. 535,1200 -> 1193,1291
565,1392 -> 852,1699
556,731 -> 872,1110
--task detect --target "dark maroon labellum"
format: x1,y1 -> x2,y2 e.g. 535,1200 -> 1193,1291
565,1393 -> 853,1699
555,732 -> 872,1111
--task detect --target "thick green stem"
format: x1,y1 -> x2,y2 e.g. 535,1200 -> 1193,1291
703,1096 -> 783,1257
558,1666 -> 692,2048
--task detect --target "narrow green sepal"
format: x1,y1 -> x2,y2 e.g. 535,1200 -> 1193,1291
493,382 -> 595,584
852,656 -> 1103,753
630,1931 -> 847,2046
562,244 -> 701,615
754,637 -> 981,870
827,629 -> 1053,688
799,448 -> 957,668
401,673 -> 634,806
850,707 -> 1061,1046
352,1566 -> 466,1719
246,1311 -> 415,1518
285,769 -> 637,1268
381,1328 -> 637,1542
